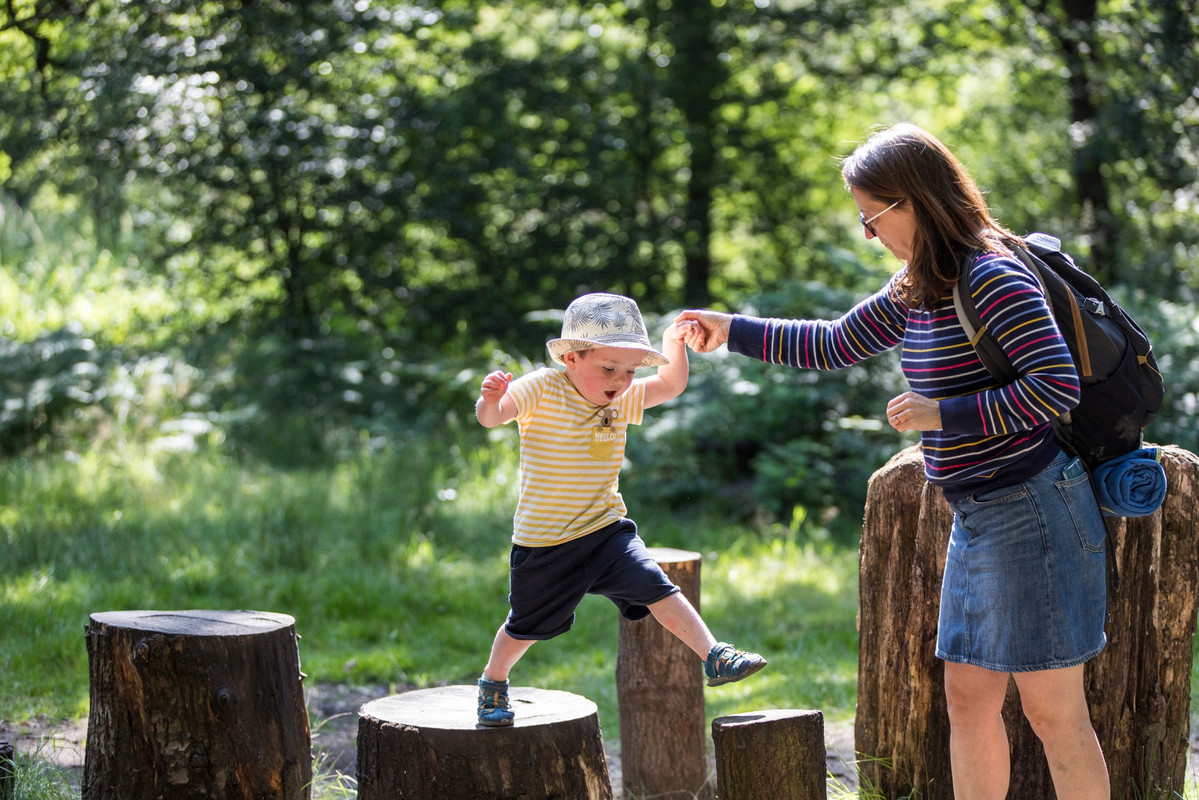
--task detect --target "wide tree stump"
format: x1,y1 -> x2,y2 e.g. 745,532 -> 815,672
82,610 -> 311,800
712,710 -> 826,800
616,547 -> 707,799
856,444 -> 1199,799
356,685 -> 612,800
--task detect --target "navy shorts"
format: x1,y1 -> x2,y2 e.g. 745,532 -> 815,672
504,519 -> 680,641
937,451 -> 1108,672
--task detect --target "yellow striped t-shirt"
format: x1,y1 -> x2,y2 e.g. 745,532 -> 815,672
506,367 -> 646,547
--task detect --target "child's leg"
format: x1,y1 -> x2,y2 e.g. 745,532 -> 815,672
482,625 -> 536,682
648,592 -> 716,659
648,591 -> 768,686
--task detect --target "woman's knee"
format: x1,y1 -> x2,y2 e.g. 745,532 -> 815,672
1014,667 -> 1092,739
944,662 -> 1009,724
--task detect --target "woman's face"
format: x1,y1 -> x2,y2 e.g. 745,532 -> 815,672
852,187 -> 915,264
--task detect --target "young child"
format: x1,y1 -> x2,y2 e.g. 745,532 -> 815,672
474,292 -> 766,727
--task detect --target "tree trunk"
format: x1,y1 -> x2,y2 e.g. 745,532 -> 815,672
616,547 -> 708,799
0,741 -> 13,800
82,609 -> 311,800
356,686 -> 612,800
712,710 -> 827,800
856,444 -> 1199,799
855,446 -> 954,797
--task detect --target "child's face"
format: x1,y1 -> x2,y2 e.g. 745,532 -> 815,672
562,346 -> 646,407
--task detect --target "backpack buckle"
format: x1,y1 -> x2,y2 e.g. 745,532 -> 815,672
1082,298 -> 1107,316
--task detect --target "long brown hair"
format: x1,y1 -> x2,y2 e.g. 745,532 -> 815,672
840,123 -> 1020,309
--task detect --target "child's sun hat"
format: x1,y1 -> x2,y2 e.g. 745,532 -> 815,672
547,292 -> 669,367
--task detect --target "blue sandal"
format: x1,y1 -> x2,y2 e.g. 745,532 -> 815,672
477,678 -> 515,727
704,642 -> 767,686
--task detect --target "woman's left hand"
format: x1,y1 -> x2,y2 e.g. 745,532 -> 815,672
886,391 -> 942,432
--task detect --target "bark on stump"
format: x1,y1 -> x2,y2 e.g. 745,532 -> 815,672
356,685 -> 612,800
616,547 -> 708,799
0,741 -> 13,800
712,710 -> 827,800
82,609 -> 312,800
856,444 -> 1199,799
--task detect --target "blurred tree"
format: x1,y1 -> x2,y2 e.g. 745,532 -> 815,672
993,0 -> 1199,286
2,0 -> 1195,351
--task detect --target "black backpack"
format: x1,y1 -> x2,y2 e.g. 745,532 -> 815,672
952,233 -> 1164,471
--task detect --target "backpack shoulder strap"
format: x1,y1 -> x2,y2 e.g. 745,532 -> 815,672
1015,236 -> 1094,379
953,251 -> 1019,384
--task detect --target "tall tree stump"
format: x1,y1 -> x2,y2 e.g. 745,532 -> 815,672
712,710 -> 826,800
616,547 -> 707,799
856,444 -> 1199,799
356,685 -> 612,800
82,610 -> 312,800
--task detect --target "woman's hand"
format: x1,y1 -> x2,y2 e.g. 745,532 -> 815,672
673,310 -> 734,353
886,391 -> 942,432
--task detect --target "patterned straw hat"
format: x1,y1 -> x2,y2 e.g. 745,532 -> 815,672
546,293 -> 669,367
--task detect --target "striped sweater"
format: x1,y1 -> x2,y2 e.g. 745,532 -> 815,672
726,252 -> 1081,499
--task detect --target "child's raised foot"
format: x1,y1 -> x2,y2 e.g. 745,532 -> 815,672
704,642 -> 767,687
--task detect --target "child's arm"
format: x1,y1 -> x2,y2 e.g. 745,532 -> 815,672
476,370 -> 518,427
641,322 -> 694,409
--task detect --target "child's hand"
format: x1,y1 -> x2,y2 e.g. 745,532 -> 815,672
476,370 -> 515,428
480,370 -> 513,403
674,310 -> 731,353
668,319 -> 705,351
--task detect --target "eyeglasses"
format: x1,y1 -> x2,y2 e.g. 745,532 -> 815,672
859,200 -> 903,236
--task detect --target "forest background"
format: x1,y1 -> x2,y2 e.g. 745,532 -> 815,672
2,0 -> 1198,790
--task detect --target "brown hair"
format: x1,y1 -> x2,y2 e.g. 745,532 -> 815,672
840,123 -> 1020,309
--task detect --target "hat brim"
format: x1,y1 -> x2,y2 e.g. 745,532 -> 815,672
547,338 -> 669,367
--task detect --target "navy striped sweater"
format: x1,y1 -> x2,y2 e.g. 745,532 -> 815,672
726,253 -> 1081,500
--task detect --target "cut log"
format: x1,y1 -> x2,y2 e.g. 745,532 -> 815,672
82,609 -> 311,800
0,740 -> 13,800
356,685 -> 612,800
616,547 -> 707,799
712,710 -> 827,800
856,444 -> 1199,798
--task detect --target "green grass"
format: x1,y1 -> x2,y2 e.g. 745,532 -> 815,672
8,432 -> 1198,799
0,435 -> 860,733
0,433 -> 861,797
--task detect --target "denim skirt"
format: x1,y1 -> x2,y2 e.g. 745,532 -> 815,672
936,452 -> 1108,672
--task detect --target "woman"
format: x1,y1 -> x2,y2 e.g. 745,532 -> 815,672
677,123 -> 1110,800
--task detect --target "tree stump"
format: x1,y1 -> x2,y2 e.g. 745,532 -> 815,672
856,444 -> 1199,799
712,710 -> 827,800
356,685 -> 612,800
82,609 -> 312,800
616,547 -> 708,799
0,741 -> 13,800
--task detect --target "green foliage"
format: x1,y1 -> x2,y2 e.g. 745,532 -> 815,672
2,4 -> 1198,796
7,0 -> 1191,356
0,433 -> 859,732
0,328 -> 110,455
1127,293 -> 1199,456
628,281 -> 910,538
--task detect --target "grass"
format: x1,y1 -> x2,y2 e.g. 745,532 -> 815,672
0,433 -> 861,798
7,435 -> 1199,799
